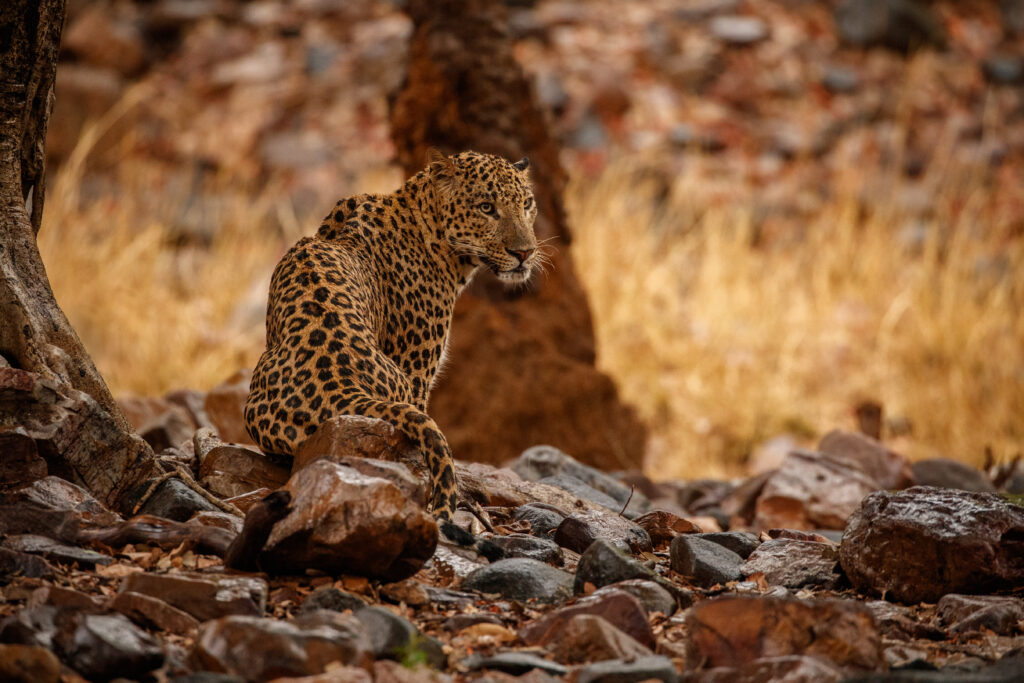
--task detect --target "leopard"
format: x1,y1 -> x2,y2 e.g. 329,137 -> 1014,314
244,150 -> 540,521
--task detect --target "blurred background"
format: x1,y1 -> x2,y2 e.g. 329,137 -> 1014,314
42,0 -> 1023,480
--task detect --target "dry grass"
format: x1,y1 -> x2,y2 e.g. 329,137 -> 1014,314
569,149 -> 1024,479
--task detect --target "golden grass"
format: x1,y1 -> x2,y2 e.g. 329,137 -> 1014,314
569,151 -> 1024,479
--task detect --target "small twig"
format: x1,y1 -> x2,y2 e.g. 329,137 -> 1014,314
619,485 -> 635,517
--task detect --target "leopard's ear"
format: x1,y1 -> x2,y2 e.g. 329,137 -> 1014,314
512,157 -> 530,172
428,148 -> 457,196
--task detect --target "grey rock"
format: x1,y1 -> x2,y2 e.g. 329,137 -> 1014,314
484,533 -> 564,565
673,479 -> 734,513
709,15 -> 768,45
540,474 -> 636,517
822,66 -> 860,93
911,458 -> 995,492
0,605 -> 60,650
574,538 -> 657,594
352,605 -> 444,668
463,651 -> 568,676
512,503 -> 566,537
937,594 -> 1024,636
835,0 -> 946,51
983,56 -> 1023,84
741,538 -> 842,589
576,654 -> 679,683
513,445 -> 650,515
0,547 -> 57,581
670,535 -> 743,587
53,612 -> 164,682
2,534 -> 111,568
842,651 -> 1024,682
593,580 -> 677,616
120,573 -> 267,622
297,586 -> 367,615
698,531 -> 761,559
554,510 -> 653,555
462,558 -> 573,603
136,477 -> 220,522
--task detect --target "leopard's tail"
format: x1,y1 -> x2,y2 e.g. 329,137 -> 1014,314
351,397 -> 458,521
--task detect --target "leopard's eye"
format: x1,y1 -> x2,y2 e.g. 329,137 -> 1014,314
478,202 -> 495,215
523,197 -> 534,210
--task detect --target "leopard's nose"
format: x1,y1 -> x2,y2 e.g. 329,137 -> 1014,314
506,248 -> 535,264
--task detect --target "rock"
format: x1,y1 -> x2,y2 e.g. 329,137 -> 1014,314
550,614 -> 652,665
190,613 -> 373,680
271,667 -> 374,683
553,510 -> 652,554
52,612 -> 165,682
462,652 -> 568,676
191,510 -> 244,535
136,477 -> 221,521
675,479 -> 734,513
443,613 -> 502,633
0,548 -> 56,581
519,589 -> 655,650
835,0 -> 946,51
685,595 -> 883,671
326,456 -> 427,508
28,586 -> 103,610
697,655 -> 841,683
573,538 -> 658,594
298,586 -> 367,615
634,510 -> 701,548
0,430 -> 47,490
698,531 -> 761,559
670,535 -> 743,587
512,445 -> 650,514
462,558 -> 573,603
0,644 -> 61,683
983,56 -> 1024,85
351,606 -> 445,668
709,15 -> 768,45
592,580 -> 678,616
137,406 -> 196,453
165,388 -> 215,431
511,503 -> 567,537
818,429 -> 913,490
374,659 -> 452,683
864,600 -> 946,641
293,415 -> 420,475
484,533 -> 564,565
911,458 -> 995,492
0,370 -> 160,515
223,488 -> 275,513
575,655 -> 679,683
822,66 -> 860,94
937,594 -> 1024,636
2,534 -> 112,567
755,449 -> 881,531
2,476 -> 122,529
119,572 -> 267,621
839,487 -> 1024,603
261,460 -> 438,581
199,443 -> 291,498
540,474 -> 637,517
204,369 -> 255,445
741,538 -> 842,589
110,591 -> 201,635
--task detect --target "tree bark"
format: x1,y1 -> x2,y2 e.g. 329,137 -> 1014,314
0,0 -> 160,511
390,0 -> 647,471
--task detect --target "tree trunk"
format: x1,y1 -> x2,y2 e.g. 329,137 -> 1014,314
0,0 -> 160,511
390,0 -> 647,471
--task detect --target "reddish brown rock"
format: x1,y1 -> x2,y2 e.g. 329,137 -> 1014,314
28,586 -> 103,611
294,415 -> 420,473
741,538 -> 841,589
224,487 -> 275,513
549,614 -> 653,665
0,643 -> 61,683
696,655 -> 841,683
198,442 -> 290,498
374,659 -> 453,682
519,589 -> 655,650
936,594 -> 1024,636
205,369 -> 255,445
110,591 -> 200,635
8,476 -> 122,528
685,595 -> 883,672
840,487 -> 1024,603
818,429 -> 913,490
261,460 -> 438,581
272,667 -> 375,683
553,509 -> 652,554
191,613 -> 373,680
119,572 -> 267,621
633,509 -> 701,548
0,430 -> 47,490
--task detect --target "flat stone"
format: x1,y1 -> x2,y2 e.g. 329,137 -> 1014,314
190,613 -> 373,680
511,503 -> 566,537
119,572 -> 267,621
52,612 -> 165,681
2,534 -> 112,567
741,538 -> 842,589
593,579 -> 677,616
685,595 -> 883,671
462,558 -> 573,604
261,460 -> 437,582
573,538 -> 658,594
351,606 -> 444,668
4,476 -> 122,528
0,548 -> 56,581
575,655 -> 679,683
293,415 -> 420,477
839,487 -> 1024,603
110,590 -> 201,635
698,531 -> 761,559
136,477 -> 221,521
818,429 -> 913,489
483,533 -> 563,565
462,651 -> 568,676
540,474 -> 642,518
28,586 -> 103,610
670,535 -> 743,587
937,594 -> 1024,636
199,443 -> 290,499
204,369 -> 254,445
519,589 -> 655,650
0,643 -> 61,683
550,614 -> 652,665
298,586 -> 367,615
911,458 -> 995,493
553,510 -> 652,554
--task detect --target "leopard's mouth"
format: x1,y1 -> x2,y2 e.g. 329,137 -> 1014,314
496,264 -> 531,284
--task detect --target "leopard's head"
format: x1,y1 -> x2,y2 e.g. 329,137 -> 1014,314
429,149 -> 540,285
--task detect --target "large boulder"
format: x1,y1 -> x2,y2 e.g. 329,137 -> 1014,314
839,487 -> 1024,603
